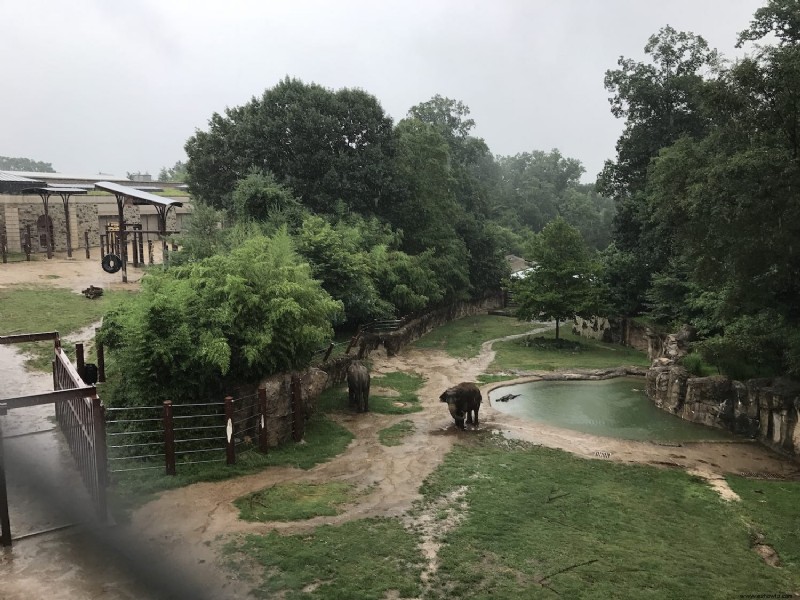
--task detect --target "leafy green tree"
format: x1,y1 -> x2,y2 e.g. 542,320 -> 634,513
231,169 -> 304,227
100,230 -> 342,405
158,160 -> 188,182
0,156 -> 55,172
185,77 -> 397,214
511,218 -> 601,339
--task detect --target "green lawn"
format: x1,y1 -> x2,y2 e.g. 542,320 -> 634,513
378,419 -> 415,446
412,314 -> 542,358
0,285 -> 134,371
235,482 -> 357,522
491,328 -> 651,372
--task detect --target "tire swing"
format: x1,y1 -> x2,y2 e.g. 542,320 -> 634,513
101,254 -> 123,274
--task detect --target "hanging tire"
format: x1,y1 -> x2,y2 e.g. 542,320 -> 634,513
101,254 -> 122,274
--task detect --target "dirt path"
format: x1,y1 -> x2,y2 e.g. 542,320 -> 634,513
3,256 -> 798,598
127,326 -> 800,595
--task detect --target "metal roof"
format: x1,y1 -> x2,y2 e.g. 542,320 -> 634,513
94,181 -> 183,208
0,171 -> 43,182
21,186 -> 88,195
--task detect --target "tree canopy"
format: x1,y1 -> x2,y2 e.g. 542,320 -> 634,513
0,156 -> 55,172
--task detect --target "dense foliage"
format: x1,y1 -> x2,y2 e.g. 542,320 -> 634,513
99,231 -> 342,403
0,156 -> 55,172
600,0 -> 800,378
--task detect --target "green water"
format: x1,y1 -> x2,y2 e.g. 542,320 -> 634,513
490,377 -> 734,441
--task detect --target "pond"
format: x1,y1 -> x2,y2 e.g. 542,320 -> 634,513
490,377 -> 734,442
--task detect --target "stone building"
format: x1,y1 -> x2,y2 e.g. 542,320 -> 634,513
0,171 -> 192,255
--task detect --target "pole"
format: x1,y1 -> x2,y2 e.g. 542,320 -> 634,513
96,336 -> 105,383
75,343 -> 85,382
85,231 -> 90,259
24,226 -> 31,261
163,401 -> 176,476
0,404 -> 12,547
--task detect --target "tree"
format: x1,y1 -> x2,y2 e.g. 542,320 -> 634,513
185,77 -> 397,214
158,160 -> 188,182
100,230 -> 343,405
231,169 -> 304,226
0,156 -> 54,172
511,218 -> 600,339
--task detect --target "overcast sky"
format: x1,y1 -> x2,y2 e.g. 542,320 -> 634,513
2,0 -> 766,182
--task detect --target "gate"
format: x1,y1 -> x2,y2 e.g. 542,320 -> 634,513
0,332 -> 107,547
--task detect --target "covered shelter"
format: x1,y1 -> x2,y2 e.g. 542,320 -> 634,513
94,181 -> 183,283
22,186 -> 88,258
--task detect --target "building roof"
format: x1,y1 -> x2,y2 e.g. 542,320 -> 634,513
0,171 -> 43,183
94,181 -> 183,209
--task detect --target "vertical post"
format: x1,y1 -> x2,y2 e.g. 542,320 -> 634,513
75,343 -> 85,382
323,342 -> 335,362
1,231 -> 6,264
91,397 -> 108,521
131,230 -> 139,268
258,387 -> 268,453
148,240 -> 154,265
138,230 -> 144,265
291,375 -> 304,442
224,396 -> 235,465
96,337 -> 106,383
163,401 -> 176,476
0,405 -> 12,547
24,226 -> 31,261
85,231 -> 90,259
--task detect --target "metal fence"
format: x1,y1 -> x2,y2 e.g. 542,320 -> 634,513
52,339 -> 108,520
105,386 -> 290,476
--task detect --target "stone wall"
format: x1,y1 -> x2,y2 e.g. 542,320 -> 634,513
646,362 -> 800,458
244,295 -> 505,446
573,316 -> 693,361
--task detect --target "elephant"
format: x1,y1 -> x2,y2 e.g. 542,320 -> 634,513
347,361 -> 370,412
439,382 -> 482,430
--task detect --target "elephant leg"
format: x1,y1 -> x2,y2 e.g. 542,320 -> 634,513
474,407 -> 479,427
466,410 -> 474,425
364,383 -> 370,412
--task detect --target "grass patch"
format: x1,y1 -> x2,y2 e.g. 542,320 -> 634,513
0,286 -> 134,371
378,420 -> 415,446
235,482 -> 356,522
491,328 -> 650,372
228,518 -> 423,599
109,413 -> 353,515
412,314 -> 541,358
317,371 -> 425,415
416,434 -> 798,599
727,475 -> 800,570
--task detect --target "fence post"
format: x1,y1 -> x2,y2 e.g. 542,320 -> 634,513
291,375 -> 304,442
85,231 -> 90,259
24,226 -> 31,261
96,336 -> 106,383
148,240 -> 154,265
258,386 -> 269,453
76,343 -> 85,382
346,326 -> 362,354
323,342 -> 335,362
224,396 -> 235,465
0,406 -> 12,547
163,401 -> 176,476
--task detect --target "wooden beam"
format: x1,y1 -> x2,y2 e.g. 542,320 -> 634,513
1,387 -> 97,411
0,332 -> 59,345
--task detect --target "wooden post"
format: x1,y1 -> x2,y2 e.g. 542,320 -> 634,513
148,240 -> 154,265
1,231 -> 6,264
96,337 -> 105,383
75,343 -> 85,382
163,401 -> 176,476
323,342 -> 335,362
138,231 -> 144,265
0,406 -> 12,547
258,386 -> 268,453
85,231 -> 90,259
24,226 -> 31,261
346,326 -> 363,355
131,230 -> 139,268
224,396 -> 235,465
291,375 -> 304,442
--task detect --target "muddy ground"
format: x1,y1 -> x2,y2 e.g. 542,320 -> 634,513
2,255 -> 798,598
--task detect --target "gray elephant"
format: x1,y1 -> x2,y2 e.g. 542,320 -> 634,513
347,361 -> 370,412
439,382 -> 482,429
